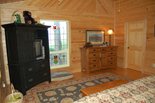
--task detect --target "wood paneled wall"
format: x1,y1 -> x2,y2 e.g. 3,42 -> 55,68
0,2 -> 114,100
0,1 -> 114,93
1,0 -> 155,101
114,0 -> 155,74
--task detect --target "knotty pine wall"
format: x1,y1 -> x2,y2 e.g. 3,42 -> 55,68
0,1 -> 113,101
0,1 -> 114,75
114,0 -> 155,74
1,0 -> 155,101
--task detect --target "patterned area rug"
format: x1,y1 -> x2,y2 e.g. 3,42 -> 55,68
37,73 -> 120,103
51,72 -> 73,81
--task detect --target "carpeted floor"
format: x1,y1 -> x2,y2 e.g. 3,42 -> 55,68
51,72 -> 73,81
36,73 -> 120,103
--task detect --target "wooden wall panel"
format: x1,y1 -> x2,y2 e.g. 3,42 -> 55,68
0,0 -> 114,102
114,0 -> 155,74
0,7 -> 11,102
0,1 -> 114,74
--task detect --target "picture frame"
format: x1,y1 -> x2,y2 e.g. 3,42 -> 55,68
86,30 -> 104,44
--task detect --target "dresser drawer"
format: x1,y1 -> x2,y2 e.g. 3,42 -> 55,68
106,47 -> 117,51
101,47 -> 109,52
25,75 -> 37,89
101,53 -> 108,58
88,63 -> 100,69
25,70 -> 50,89
108,61 -> 117,66
38,70 -> 50,81
36,60 -> 49,71
23,63 -> 36,76
107,51 -> 116,56
88,59 -> 100,64
107,56 -> 116,62
88,53 -> 100,59
88,48 -> 100,53
101,59 -> 108,66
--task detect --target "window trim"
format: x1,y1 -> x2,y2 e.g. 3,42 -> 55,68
40,19 -> 71,69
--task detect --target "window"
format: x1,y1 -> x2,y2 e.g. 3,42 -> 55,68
40,20 -> 70,69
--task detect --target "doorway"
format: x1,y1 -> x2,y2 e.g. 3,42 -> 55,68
124,20 -> 147,72
40,20 -> 70,69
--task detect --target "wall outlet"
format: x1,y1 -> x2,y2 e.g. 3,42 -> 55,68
152,64 -> 155,68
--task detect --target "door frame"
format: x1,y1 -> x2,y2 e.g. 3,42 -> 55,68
124,20 -> 147,72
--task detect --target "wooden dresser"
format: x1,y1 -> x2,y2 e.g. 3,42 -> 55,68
81,46 -> 117,72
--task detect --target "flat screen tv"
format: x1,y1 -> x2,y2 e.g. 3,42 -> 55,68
34,39 -> 44,60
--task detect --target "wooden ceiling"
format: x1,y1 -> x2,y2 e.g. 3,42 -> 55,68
0,0 -> 114,16
0,0 -> 23,4
25,0 -> 114,15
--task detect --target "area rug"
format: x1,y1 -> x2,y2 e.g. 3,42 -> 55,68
37,73 -> 120,103
51,72 -> 73,81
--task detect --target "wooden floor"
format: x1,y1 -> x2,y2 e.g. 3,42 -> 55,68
47,67 -> 148,88
1,68 -> 149,103
72,68 -> 148,81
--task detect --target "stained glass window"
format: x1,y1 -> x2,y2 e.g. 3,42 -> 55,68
40,20 -> 70,69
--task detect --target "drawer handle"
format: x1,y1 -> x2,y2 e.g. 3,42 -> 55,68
28,78 -> 33,82
93,60 -> 96,62
93,54 -> 96,56
28,68 -> 32,71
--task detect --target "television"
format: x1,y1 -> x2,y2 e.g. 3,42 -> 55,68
34,39 -> 45,60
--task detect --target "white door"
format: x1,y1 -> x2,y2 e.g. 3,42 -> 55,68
125,20 -> 146,71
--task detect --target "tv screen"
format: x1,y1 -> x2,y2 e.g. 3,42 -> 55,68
34,39 -> 43,58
